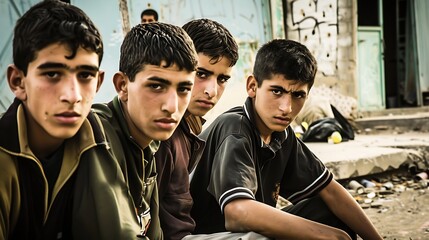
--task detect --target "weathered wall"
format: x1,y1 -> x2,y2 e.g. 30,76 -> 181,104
284,0 -> 358,118
285,0 -> 357,99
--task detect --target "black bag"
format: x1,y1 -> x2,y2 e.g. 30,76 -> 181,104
301,105 -> 355,142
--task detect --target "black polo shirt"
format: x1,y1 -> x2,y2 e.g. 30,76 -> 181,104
190,97 -> 333,234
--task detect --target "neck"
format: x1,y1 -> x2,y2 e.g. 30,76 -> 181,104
26,117 -> 64,160
121,101 -> 151,149
260,134 -> 271,145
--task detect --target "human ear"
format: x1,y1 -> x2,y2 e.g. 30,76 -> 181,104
96,70 -> 105,92
7,64 -> 27,101
246,75 -> 257,98
113,72 -> 128,102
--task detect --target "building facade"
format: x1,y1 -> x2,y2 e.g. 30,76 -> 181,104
1,0 -> 428,121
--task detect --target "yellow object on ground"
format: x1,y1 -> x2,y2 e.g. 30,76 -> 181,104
301,121 -> 309,132
330,131 -> 342,144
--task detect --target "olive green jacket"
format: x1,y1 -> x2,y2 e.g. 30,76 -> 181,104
0,99 -> 140,239
93,96 -> 163,240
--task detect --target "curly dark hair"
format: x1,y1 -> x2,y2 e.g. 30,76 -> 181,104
13,0 -> 103,75
253,39 -> 317,89
182,18 -> 238,67
119,22 -> 198,81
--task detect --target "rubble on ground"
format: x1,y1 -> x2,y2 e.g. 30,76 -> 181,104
340,168 -> 429,212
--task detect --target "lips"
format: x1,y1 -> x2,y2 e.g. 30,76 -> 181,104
273,116 -> 291,125
55,111 -> 81,124
196,99 -> 215,109
154,118 -> 178,130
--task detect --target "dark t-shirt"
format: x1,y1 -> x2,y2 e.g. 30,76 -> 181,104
190,97 -> 333,234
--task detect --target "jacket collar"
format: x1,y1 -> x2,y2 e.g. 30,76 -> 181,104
0,98 -> 108,157
243,97 -> 287,152
110,96 -> 160,152
0,98 -> 21,153
185,111 -> 206,135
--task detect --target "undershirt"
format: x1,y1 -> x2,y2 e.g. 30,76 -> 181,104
39,144 -> 64,202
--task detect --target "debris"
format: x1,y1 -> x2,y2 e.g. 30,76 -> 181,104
361,179 -> 376,188
348,180 -> 365,194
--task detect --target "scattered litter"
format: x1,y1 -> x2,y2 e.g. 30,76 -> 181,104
342,170 -> 429,210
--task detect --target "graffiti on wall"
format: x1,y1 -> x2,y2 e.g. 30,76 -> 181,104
287,0 -> 338,76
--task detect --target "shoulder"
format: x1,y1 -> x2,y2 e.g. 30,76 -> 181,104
0,150 -> 19,196
0,150 -> 18,175
92,102 -> 114,120
203,106 -> 252,137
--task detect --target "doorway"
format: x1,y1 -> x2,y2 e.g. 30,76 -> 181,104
357,0 -> 385,110
358,0 -> 422,109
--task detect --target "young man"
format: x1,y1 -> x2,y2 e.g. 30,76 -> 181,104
0,1 -> 140,239
190,39 -> 383,240
154,18 -> 239,240
141,8 -> 158,23
93,22 -> 198,239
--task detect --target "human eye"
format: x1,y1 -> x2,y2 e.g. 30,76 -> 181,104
77,71 -> 96,82
43,71 -> 61,80
272,88 -> 283,96
218,76 -> 230,84
178,86 -> 192,95
196,71 -> 208,79
292,91 -> 307,99
148,83 -> 163,91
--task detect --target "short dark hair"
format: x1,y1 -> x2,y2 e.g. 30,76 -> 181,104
119,22 -> 198,81
182,18 -> 238,67
253,39 -> 317,89
140,9 -> 158,21
13,0 -> 103,75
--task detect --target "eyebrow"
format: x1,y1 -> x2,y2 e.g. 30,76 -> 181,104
147,76 -> 194,87
37,62 -> 99,72
197,67 -> 213,75
271,85 -> 307,95
197,67 -> 231,79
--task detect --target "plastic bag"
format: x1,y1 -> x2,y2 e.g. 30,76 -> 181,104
301,105 -> 354,142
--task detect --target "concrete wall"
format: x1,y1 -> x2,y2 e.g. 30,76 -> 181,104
285,0 -> 357,99
283,0 -> 358,119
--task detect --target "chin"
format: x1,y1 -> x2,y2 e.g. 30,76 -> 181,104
50,129 -> 80,140
153,132 -> 174,141
271,125 -> 288,132
189,107 -> 209,117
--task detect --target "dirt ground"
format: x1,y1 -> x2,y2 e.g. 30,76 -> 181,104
340,169 -> 429,240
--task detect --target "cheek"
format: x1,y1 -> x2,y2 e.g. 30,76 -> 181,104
81,91 -> 96,105
81,83 -> 98,98
293,101 -> 305,112
179,96 -> 191,112
216,85 -> 226,98
191,83 -> 204,95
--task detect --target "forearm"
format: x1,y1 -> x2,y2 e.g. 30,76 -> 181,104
320,180 -> 382,240
224,199 -> 351,240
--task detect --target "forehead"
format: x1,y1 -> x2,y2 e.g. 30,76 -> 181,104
197,54 -> 231,69
136,63 -> 194,81
142,15 -> 156,19
260,74 -> 309,91
31,43 -> 99,67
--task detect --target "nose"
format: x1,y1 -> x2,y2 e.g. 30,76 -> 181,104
161,91 -> 178,114
204,79 -> 217,98
60,76 -> 82,104
279,94 -> 292,114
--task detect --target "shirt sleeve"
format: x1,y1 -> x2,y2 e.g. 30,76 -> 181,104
207,134 -> 259,213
